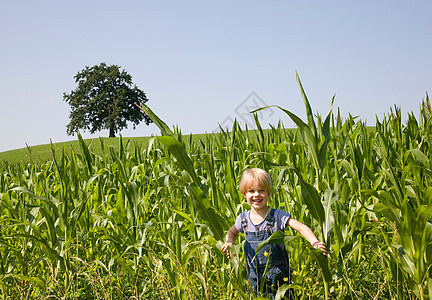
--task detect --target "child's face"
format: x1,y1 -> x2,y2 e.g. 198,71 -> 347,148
244,182 -> 269,212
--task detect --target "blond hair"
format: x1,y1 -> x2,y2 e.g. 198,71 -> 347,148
239,168 -> 272,196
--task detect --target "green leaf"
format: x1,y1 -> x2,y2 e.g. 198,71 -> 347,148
157,136 -> 199,185
427,278 -> 432,299
2,274 -> 45,288
78,132 -> 93,173
406,148 -> 430,167
189,184 -> 228,240
137,103 -> 173,137
8,233 -> 63,262
256,231 -> 297,254
323,189 -> 336,240
296,173 -> 325,224
276,284 -> 296,300
425,187 -> 432,205
296,71 -> 317,138
173,209 -> 194,224
252,105 -> 321,171
310,248 -> 332,282
394,245 -> 416,277
364,189 -> 401,223
322,95 -> 334,145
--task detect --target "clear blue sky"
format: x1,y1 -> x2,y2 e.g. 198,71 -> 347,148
1,1 -> 431,152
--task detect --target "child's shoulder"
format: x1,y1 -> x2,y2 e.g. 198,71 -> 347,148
235,210 -> 250,220
271,208 -> 290,214
270,208 -> 291,231
270,208 -> 291,219
238,210 -> 250,218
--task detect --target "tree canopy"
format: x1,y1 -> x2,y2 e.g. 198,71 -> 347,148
64,63 -> 151,137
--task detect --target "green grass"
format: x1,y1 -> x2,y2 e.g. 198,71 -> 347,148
0,133 -> 219,167
0,137 -> 148,166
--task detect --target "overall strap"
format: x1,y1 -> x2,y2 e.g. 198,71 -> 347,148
266,208 -> 275,233
240,211 -> 248,233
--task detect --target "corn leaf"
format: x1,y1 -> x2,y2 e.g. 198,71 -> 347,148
255,231 -> 297,254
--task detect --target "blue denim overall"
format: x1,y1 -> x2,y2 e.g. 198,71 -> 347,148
241,208 -> 291,299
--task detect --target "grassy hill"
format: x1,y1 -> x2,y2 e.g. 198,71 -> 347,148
0,132 -> 215,167
0,136 -> 152,167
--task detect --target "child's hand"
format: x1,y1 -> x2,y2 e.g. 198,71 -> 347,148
313,241 -> 328,256
221,242 -> 233,258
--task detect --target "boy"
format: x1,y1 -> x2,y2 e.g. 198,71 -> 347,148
221,168 -> 327,298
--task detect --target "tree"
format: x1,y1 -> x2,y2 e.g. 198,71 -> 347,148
63,63 -> 152,137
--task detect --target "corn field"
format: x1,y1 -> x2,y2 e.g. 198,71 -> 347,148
1,77 -> 431,299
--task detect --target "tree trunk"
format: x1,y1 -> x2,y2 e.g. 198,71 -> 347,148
109,127 -> 115,137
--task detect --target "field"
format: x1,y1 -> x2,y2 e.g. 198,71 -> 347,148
1,80 -> 431,299
0,138 -> 138,166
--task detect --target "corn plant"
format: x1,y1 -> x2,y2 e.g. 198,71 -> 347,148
1,81 -> 431,299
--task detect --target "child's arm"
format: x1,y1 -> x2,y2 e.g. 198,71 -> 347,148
221,225 -> 239,258
287,218 -> 328,256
